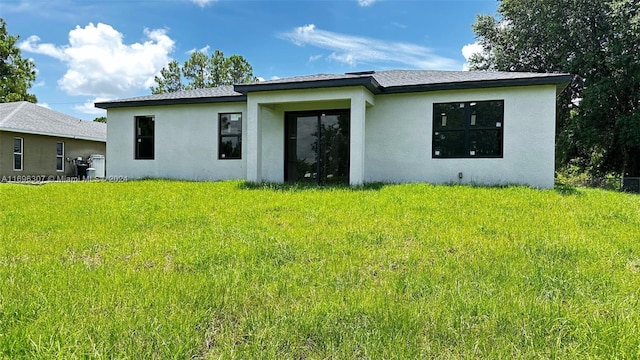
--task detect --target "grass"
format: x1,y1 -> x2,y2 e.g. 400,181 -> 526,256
1,180 -> 639,359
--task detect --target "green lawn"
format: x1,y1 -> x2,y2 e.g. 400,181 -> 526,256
1,180 -> 639,359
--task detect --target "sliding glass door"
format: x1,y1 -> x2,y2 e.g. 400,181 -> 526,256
285,110 -> 350,184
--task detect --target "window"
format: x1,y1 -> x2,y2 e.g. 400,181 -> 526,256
135,116 -> 154,159
56,142 -> 64,172
219,113 -> 242,159
433,100 -> 503,158
13,137 -> 23,171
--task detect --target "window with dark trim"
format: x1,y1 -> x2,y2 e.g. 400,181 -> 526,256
135,116 -> 154,160
56,142 -> 64,172
13,137 -> 23,171
433,100 -> 503,158
219,113 -> 242,159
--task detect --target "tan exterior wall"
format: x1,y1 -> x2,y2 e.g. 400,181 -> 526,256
0,131 -> 106,178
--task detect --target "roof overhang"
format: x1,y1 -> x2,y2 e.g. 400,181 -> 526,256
234,74 -> 571,96
94,72 -> 573,110
0,127 -> 106,142
95,95 -> 247,109
381,75 -> 573,94
234,77 -> 382,95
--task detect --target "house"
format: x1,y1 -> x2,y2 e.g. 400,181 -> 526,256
95,70 -> 570,188
0,101 -> 106,179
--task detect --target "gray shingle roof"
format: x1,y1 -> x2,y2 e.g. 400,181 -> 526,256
371,70 -> 568,88
242,70 -> 566,87
0,102 -> 106,142
95,85 -> 244,108
240,69 -> 570,92
96,70 -> 572,109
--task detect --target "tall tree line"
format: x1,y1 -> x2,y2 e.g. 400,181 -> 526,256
0,18 -> 37,103
470,0 -> 640,177
151,50 -> 256,94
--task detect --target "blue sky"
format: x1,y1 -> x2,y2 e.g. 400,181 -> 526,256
2,0 -> 496,120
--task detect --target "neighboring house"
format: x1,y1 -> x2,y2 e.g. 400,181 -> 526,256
0,101 -> 106,179
96,70 -> 570,188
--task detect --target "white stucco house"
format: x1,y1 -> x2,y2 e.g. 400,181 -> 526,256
95,70 -> 570,188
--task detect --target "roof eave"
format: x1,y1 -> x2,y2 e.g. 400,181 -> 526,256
94,74 -> 573,109
0,127 -> 106,142
234,77 -> 382,95
380,75 -> 574,94
95,95 -> 247,109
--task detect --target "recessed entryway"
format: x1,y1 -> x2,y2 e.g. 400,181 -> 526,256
284,110 -> 350,184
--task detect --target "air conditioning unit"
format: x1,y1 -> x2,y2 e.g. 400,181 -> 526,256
89,155 -> 106,178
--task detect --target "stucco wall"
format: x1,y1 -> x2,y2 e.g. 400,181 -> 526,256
107,102 -> 247,180
364,85 -> 558,188
0,131 -> 105,178
105,84 -> 558,188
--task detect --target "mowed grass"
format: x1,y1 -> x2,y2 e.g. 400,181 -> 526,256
1,180 -> 639,359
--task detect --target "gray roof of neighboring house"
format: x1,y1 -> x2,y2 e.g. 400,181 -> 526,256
0,101 -> 106,142
96,70 -> 572,109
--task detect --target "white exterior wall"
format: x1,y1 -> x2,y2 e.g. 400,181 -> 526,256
106,102 -> 247,180
364,85 -> 558,188
106,84 -> 558,188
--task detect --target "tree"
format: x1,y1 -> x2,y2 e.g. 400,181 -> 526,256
93,116 -> 107,123
182,51 -> 210,90
470,0 -> 640,177
151,50 -> 256,94
226,55 -> 256,84
0,18 -> 37,103
150,60 -> 183,94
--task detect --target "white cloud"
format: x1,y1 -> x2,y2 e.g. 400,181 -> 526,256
461,42 -> 484,70
281,24 -> 458,70
358,0 -> 377,6
75,97 -> 109,115
19,23 -> 175,100
327,52 -> 357,66
20,35 -> 66,59
37,103 -> 51,109
188,45 -> 210,54
191,0 -> 218,7
308,54 -> 323,62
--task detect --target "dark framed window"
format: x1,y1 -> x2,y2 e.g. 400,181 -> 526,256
135,116 -> 154,160
56,142 -> 64,171
219,113 -> 242,159
433,100 -> 503,158
13,137 -> 23,171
